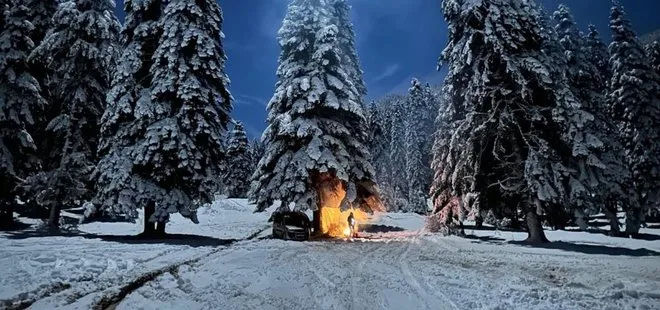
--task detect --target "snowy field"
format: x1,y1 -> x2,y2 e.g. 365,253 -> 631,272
0,200 -> 659,310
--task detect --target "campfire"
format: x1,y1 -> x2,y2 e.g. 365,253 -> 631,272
315,173 -> 381,239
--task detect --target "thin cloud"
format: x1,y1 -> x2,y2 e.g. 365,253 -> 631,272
234,94 -> 268,107
371,63 -> 401,84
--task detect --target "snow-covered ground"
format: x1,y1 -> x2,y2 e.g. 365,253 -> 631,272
1,200 -> 659,310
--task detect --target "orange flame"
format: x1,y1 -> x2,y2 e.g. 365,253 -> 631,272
316,173 -> 371,238
320,207 -> 370,238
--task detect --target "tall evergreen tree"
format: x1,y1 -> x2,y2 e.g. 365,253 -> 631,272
648,41 -> 660,76
388,95 -> 408,210
249,0 -> 379,229
25,0 -> 59,152
0,1 -> 47,227
553,4 -> 634,234
608,1 -> 660,235
404,79 -> 435,214
431,0 -> 603,242
248,138 -> 264,174
585,24 -> 612,84
90,0 -> 232,235
367,97 -> 397,210
225,122 -> 251,198
19,0 -> 120,231
333,0 -> 367,99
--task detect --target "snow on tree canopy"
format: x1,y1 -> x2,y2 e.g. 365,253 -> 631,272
430,0 -> 605,239
249,0 -> 378,213
404,79 -> 436,213
607,1 -> 660,233
0,1 -> 47,185
224,122 -> 251,198
648,41 -> 660,76
19,0 -> 120,216
585,24 -> 612,84
92,0 -> 232,223
25,0 -> 58,46
552,4 -> 636,229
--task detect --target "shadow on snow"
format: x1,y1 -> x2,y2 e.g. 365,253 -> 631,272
1,229 -> 237,247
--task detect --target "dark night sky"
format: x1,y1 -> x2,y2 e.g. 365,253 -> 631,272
114,0 -> 660,138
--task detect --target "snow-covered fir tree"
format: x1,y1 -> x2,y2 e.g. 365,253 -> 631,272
24,0 -> 59,155
608,1 -> 660,235
367,97 -> 396,208
430,0 -> 605,242
249,0 -> 379,225
224,122 -> 251,198
367,90 -> 439,214
367,102 -> 387,182
18,0 -> 120,230
333,0 -> 366,99
25,0 -> 59,45
91,0 -> 232,235
404,79 -> 435,214
248,138 -> 264,174
648,41 -> 660,76
388,95 -> 408,210
0,1 -> 48,227
585,24 -> 612,84
553,4 -> 634,235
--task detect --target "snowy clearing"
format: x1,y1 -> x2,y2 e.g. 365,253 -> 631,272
0,199 -> 659,310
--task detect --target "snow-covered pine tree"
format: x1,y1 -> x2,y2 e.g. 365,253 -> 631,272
19,0 -> 120,231
431,0 -> 604,242
91,0 -> 232,235
608,1 -> 660,235
249,138 -> 264,173
648,41 -> 660,76
333,0 -> 366,99
249,0 -> 380,229
367,97 -> 394,209
24,0 -> 59,159
367,102 -> 387,180
404,79 -> 435,214
585,24 -> 612,84
225,122 -> 251,198
553,4 -> 634,235
0,1 -> 48,227
388,95 -> 408,210
25,0 -> 59,45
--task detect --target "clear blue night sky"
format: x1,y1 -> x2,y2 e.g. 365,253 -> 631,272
114,0 -> 660,138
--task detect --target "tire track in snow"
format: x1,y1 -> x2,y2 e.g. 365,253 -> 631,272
399,237 -> 460,310
91,226 -> 271,310
350,241 -> 384,310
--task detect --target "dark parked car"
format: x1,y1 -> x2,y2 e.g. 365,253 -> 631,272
271,211 -> 312,241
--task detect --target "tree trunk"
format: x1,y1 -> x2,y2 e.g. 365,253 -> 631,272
313,210 -> 321,235
0,203 -> 14,228
143,202 -> 156,236
524,199 -> 549,243
624,207 -> 641,237
573,209 -> 588,231
48,204 -> 61,232
156,221 -> 166,236
475,215 -> 483,229
604,200 -> 621,236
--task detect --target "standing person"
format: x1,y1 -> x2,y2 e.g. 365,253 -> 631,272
347,212 -> 356,238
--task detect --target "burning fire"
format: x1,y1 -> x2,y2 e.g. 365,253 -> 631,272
316,173 -> 371,238
320,207 -> 369,238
